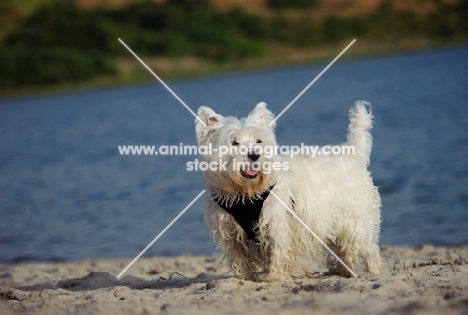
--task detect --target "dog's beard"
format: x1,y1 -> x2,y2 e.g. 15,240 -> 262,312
205,157 -> 276,198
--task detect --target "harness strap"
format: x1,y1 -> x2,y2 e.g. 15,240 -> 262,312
213,185 -> 275,242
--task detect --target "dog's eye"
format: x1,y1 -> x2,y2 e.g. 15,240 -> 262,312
231,140 -> 239,146
256,139 -> 262,144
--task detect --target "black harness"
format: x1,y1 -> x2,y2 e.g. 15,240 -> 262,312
213,185 -> 275,242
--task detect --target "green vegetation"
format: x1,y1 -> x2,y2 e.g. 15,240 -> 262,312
0,0 -> 467,90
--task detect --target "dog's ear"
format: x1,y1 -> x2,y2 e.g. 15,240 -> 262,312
195,106 -> 223,143
245,102 -> 276,128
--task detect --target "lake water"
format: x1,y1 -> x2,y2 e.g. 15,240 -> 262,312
1,45 -> 467,263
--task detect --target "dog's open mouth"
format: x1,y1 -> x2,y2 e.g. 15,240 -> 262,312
241,165 -> 259,179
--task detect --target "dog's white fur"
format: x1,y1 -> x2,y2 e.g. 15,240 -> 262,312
195,101 -> 385,282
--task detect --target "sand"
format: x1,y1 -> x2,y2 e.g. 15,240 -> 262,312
1,245 -> 467,315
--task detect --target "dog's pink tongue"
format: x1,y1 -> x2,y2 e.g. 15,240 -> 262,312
245,169 -> 258,176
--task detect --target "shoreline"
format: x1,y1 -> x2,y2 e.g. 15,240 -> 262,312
1,244 -> 467,315
1,39 -> 467,100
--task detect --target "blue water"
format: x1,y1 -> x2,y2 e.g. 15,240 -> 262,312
1,45 -> 467,263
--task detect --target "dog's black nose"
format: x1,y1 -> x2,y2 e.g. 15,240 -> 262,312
248,152 -> 260,161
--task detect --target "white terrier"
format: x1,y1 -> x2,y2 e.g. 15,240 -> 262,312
195,101 -> 385,282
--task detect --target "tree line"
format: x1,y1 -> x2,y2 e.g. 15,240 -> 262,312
0,0 -> 466,87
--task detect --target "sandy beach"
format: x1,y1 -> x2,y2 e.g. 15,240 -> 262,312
1,245 -> 467,314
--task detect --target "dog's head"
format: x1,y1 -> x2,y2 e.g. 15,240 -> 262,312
195,102 -> 278,197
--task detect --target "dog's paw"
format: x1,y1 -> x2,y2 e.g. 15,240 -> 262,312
331,265 -> 357,278
234,273 -> 256,282
367,265 -> 388,276
261,272 -> 292,283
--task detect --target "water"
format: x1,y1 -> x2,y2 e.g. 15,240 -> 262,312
1,45 -> 467,263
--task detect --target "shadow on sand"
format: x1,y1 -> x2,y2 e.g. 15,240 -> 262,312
17,271 -> 230,292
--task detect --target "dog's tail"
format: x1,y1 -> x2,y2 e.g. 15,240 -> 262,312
346,101 -> 374,165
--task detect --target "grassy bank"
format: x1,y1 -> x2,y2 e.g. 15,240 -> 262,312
1,37 -> 467,98
0,0 -> 467,97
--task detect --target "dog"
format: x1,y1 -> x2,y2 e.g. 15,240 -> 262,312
195,101 -> 385,282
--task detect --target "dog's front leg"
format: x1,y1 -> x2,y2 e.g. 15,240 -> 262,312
257,196 -> 294,282
205,202 -> 255,280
